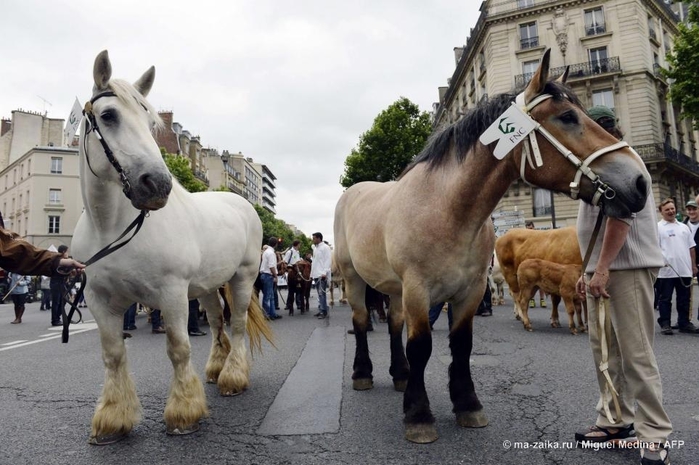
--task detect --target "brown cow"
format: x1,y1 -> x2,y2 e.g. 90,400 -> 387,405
516,259 -> 587,334
495,227 -> 582,332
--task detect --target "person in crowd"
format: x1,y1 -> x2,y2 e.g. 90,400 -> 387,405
123,302 -> 137,331
311,232 -> 332,319
283,240 -> 302,315
259,237 -> 281,320
188,299 -> 206,336
428,302 -> 453,331
39,275 -> 51,311
525,220 -> 547,308
682,197 -> 699,327
656,198 -> 699,334
50,245 -> 71,327
575,106 -> 671,465
151,308 -> 165,334
8,272 -> 30,324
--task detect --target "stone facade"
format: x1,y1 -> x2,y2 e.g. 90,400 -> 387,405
434,0 -> 697,228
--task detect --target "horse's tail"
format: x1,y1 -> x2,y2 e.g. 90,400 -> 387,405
222,284 -> 275,354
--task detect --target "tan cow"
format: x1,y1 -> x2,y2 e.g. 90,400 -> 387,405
495,227 -> 582,332
516,259 -> 587,334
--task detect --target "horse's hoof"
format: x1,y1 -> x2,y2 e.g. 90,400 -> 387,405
393,379 -> 408,392
221,390 -> 244,397
525,326 -> 533,332
353,378 -> 373,390
405,423 -> 438,444
550,322 -> 561,328
166,422 -> 200,435
570,329 -> 578,335
515,315 -> 521,321
206,378 -> 217,384
456,409 -> 489,428
88,432 -> 128,445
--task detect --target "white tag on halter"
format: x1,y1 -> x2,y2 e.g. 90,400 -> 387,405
479,103 -> 537,159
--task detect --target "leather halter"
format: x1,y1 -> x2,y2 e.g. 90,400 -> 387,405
515,91 -> 626,207
82,91 -> 133,199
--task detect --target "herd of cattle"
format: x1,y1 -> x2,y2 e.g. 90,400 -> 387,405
493,226 -> 587,335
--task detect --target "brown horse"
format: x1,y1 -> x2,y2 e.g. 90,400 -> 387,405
495,226 -> 582,331
286,259 -> 311,312
333,49 -> 650,444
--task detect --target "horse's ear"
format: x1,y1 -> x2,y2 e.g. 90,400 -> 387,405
134,66 -> 156,98
93,50 -> 112,91
523,48 -> 551,103
556,66 -> 569,85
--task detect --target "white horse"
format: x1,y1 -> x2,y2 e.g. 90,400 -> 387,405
71,50 -> 272,444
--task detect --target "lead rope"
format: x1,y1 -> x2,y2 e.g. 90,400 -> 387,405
581,210 -> 621,424
61,210 -> 147,343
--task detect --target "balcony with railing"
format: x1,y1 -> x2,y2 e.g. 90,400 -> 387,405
520,36 -> 539,50
516,56 -> 621,88
635,143 -> 699,175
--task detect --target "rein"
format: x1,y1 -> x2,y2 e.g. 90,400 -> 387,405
514,92 -> 624,207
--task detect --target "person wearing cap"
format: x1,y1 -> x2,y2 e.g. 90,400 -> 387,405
683,196 -> 699,326
656,198 -> 699,335
587,105 -> 623,139
575,106 -> 672,465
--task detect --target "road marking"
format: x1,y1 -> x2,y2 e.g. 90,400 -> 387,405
258,325 -> 345,436
0,322 -> 99,352
1,340 -> 28,346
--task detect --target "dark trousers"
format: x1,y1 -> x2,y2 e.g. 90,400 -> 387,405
429,302 -> 453,330
40,288 -> 51,310
656,277 -> 692,328
50,283 -> 65,325
151,309 -> 162,329
123,303 -> 137,330
188,299 -> 201,333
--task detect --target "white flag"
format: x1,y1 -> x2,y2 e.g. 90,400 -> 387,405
63,97 -> 82,146
479,103 -> 538,159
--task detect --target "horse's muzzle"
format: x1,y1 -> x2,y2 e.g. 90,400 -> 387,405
131,172 -> 173,211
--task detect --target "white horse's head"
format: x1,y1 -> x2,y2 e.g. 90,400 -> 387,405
83,50 -> 172,211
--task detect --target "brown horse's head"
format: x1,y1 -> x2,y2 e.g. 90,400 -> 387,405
518,49 -> 648,218
276,252 -> 287,275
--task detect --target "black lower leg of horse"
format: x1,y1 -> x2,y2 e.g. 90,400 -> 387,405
403,331 -> 434,425
388,312 -> 409,390
448,322 -> 487,427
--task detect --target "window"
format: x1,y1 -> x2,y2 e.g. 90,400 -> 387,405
49,188 -> 62,205
519,22 -> 539,49
532,188 -> 552,217
27,159 -> 31,176
584,8 -> 606,35
518,0 -> 534,8
588,47 -> 608,74
522,59 -> 539,75
592,89 -> 615,110
648,16 -> 657,41
50,157 -> 63,174
48,215 -> 60,234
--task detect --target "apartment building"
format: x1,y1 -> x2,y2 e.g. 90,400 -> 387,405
435,0 -> 697,229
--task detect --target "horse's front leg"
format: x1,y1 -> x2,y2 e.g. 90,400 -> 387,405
449,299 -> 488,431
162,297 -> 208,434
401,286 -> 436,443
89,301 -> 141,445
387,296 -> 409,392
347,277 -> 373,390
550,294 -> 562,328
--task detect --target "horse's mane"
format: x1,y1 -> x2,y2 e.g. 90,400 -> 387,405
400,81 -> 582,177
105,79 -> 164,131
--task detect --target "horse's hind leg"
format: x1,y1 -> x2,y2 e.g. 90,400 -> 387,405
214,279 -> 254,396
162,296 -> 208,434
89,303 -> 141,445
200,291 -> 231,384
387,296 -> 409,392
449,300 -> 488,431
347,275 -> 373,390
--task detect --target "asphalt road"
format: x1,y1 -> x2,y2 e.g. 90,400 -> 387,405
0,292 -> 697,465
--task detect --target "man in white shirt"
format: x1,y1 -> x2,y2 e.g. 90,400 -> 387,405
259,237 -> 281,320
310,232 -> 332,319
683,198 -> 699,327
657,198 -> 698,334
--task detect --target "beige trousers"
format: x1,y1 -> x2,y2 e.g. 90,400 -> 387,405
586,268 -> 672,443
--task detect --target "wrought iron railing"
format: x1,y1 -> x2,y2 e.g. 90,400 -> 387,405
586,23 -> 606,36
634,143 -> 699,175
513,56 -> 622,87
520,36 -> 539,49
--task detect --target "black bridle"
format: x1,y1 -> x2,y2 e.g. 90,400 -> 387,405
61,90 -> 151,343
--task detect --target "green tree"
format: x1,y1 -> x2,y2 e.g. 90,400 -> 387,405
340,97 -> 432,188
160,148 -> 208,193
253,205 -> 312,255
664,1 -> 699,128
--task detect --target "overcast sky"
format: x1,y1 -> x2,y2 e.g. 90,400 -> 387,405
1,0 -> 480,245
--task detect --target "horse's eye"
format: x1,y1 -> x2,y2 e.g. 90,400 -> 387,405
558,111 -> 578,125
100,109 -> 118,124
